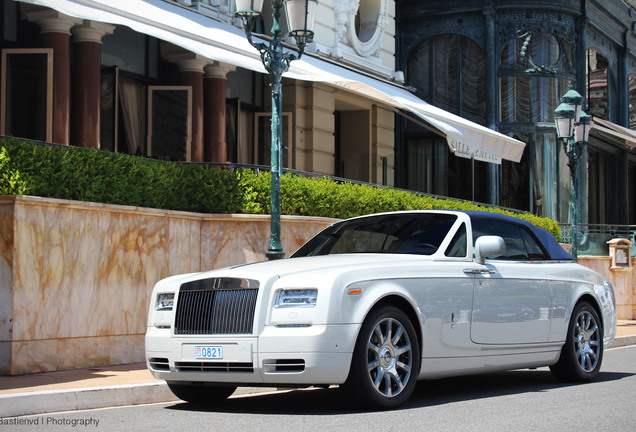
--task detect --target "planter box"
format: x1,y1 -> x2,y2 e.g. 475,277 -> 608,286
0,196 -> 335,375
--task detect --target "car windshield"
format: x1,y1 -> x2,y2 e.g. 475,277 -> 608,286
292,213 -> 458,257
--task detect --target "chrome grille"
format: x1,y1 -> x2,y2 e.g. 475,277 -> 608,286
174,278 -> 259,335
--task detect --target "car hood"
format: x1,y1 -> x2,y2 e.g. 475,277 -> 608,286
187,253 -> 432,283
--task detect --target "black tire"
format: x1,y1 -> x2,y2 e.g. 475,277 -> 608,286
343,304 -> 420,410
167,383 -> 236,404
550,301 -> 603,382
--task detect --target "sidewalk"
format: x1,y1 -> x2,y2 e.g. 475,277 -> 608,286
1,320 -> 635,418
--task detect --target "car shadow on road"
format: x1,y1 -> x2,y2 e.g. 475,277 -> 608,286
164,369 -> 633,415
407,369 -> 631,408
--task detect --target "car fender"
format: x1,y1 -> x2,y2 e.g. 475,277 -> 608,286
338,278 -> 424,334
550,275 -> 616,344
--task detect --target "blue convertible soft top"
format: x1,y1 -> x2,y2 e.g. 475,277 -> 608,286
461,211 -> 574,261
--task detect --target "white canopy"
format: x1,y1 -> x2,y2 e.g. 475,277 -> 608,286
19,0 -> 526,163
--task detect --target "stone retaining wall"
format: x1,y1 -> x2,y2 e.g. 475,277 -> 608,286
0,196 -> 335,375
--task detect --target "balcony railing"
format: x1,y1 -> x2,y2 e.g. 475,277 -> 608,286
560,224 -> 636,257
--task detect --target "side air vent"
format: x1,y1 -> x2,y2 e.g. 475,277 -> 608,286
148,357 -> 170,371
263,359 -> 306,373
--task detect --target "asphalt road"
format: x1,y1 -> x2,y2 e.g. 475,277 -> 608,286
15,345 -> 636,432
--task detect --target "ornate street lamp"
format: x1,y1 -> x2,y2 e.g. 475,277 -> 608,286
235,0 -> 317,260
554,85 -> 590,260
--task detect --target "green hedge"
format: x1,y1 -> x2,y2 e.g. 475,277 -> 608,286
0,138 -> 242,214
238,170 -> 561,240
0,137 -> 561,240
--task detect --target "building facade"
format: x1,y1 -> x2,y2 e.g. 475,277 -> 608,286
3,0 -> 633,253
396,0 -> 636,253
0,0 -> 405,184
1,0 -> 525,196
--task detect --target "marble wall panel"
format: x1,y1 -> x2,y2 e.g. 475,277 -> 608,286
0,342 -> 10,375
282,216 -> 336,255
199,214 -> 337,269
109,335 -> 144,365
56,336 -> 110,373
0,199 -> 15,371
201,215 -> 270,269
10,341 -> 27,374
11,338 -> 60,374
96,210 -> 170,336
67,208 -> 103,340
10,335 -> 144,375
29,339 -> 60,372
168,217 -> 202,276
12,202 -> 103,341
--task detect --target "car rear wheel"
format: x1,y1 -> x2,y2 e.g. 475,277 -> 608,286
344,305 -> 420,410
550,301 -> 603,382
167,383 -> 236,404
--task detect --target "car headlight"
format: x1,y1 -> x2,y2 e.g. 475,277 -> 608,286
155,293 -> 175,311
275,289 -> 317,308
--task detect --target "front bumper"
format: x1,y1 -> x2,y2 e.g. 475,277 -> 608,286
145,323 -> 360,386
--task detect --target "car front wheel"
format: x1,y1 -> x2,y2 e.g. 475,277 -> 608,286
344,305 -> 420,410
550,301 -> 603,382
167,383 -> 236,404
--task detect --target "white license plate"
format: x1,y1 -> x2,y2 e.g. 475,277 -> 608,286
195,345 -> 224,360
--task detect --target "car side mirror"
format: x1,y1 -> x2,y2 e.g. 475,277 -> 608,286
475,236 -> 506,265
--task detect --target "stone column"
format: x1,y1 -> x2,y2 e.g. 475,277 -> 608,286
70,21 -> 114,149
24,9 -> 81,145
204,62 -> 235,163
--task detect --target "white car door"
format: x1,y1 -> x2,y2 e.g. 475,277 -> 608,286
469,219 -> 552,345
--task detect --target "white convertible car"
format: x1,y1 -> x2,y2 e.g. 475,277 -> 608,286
146,210 -> 617,409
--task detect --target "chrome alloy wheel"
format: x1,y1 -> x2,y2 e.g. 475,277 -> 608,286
574,309 -> 601,373
550,301 -> 603,382
366,317 -> 413,398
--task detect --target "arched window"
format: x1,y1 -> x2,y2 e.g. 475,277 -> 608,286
404,35 -> 488,202
500,32 -> 562,71
407,34 -> 486,124
499,32 -> 570,125
497,31 -> 572,220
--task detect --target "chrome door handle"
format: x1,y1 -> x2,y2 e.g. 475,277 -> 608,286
463,269 -> 496,275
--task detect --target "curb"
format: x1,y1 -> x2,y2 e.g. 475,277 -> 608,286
610,335 -> 636,349
1,336 -> 634,418
0,382 -> 178,418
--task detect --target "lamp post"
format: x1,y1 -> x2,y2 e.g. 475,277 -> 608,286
554,86 -> 591,260
235,0 -> 317,260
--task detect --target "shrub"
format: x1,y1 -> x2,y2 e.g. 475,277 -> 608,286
238,170 -> 561,240
0,138 -> 242,214
0,138 -> 561,240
